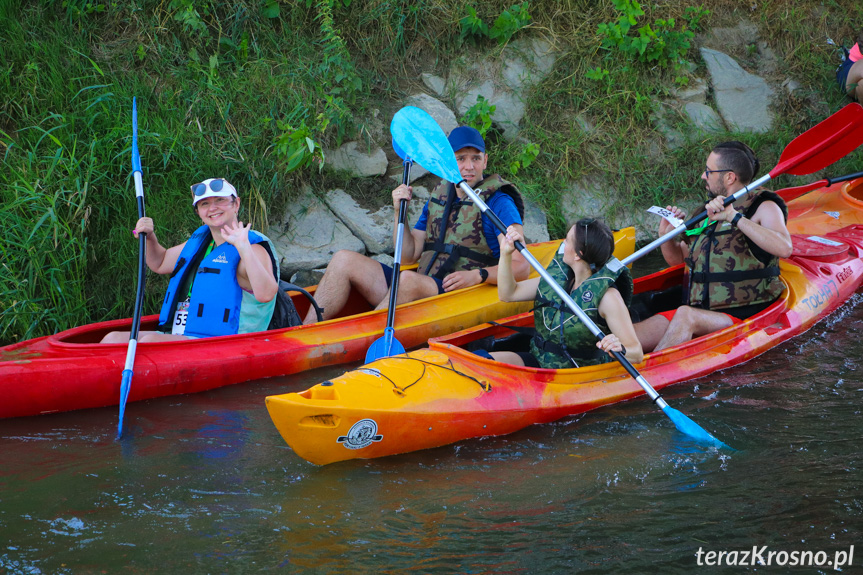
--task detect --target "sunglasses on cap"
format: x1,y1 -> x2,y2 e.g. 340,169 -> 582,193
191,178 -> 227,196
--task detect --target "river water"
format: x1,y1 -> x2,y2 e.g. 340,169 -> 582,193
2,295 -> 863,573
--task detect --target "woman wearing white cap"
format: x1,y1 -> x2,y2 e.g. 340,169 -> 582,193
101,178 -> 280,342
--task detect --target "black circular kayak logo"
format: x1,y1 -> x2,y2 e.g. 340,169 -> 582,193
582,290 -> 594,303
337,419 -> 383,450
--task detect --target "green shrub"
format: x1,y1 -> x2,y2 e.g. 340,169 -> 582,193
490,2 -> 531,45
460,6 -> 489,43
509,142 -> 540,176
460,2 -> 531,45
273,117 -> 326,173
460,96 -> 496,136
597,0 -> 708,70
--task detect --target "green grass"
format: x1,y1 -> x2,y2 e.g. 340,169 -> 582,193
1,0 -> 862,345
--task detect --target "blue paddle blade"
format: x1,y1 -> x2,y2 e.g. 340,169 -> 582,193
117,370 -> 132,438
365,327 -> 406,363
390,106 -> 461,183
392,139 -> 406,161
391,139 -> 414,175
662,405 -> 729,449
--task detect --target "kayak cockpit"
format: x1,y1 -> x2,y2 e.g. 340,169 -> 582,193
430,262 -> 795,375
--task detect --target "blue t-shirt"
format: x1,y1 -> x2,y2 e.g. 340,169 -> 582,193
414,189 -> 523,258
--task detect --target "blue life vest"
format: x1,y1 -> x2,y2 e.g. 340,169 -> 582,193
157,225 -> 278,338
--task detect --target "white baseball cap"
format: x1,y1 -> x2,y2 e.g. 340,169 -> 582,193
191,178 -> 238,205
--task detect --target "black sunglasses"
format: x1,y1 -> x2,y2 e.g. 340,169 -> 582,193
191,178 -> 226,196
704,167 -> 733,178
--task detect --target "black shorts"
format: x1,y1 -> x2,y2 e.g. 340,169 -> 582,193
380,262 -> 445,294
837,56 -> 859,100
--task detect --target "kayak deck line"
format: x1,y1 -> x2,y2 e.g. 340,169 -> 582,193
267,178 -> 863,465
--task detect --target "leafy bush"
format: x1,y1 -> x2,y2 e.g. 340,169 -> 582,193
597,0 -> 708,70
273,117 -> 327,173
490,2 -> 531,44
460,2 -> 531,46
585,66 -> 610,82
460,6 -> 488,42
168,0 -> 209,34
509,142 -> 540,176
460,96 -> 496,136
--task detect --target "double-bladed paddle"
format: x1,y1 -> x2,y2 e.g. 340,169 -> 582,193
620,102 -> 863,267
365,141 -> 413,362
776,169 -> 863,203
118,97 -> 147,439
390,105 -> 728,448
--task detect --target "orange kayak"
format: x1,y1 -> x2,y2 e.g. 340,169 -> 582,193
267,178 -> 863,465
0,230 -> 635,418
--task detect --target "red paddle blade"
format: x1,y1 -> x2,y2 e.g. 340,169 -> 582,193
771,103 -> 863,177
777,179 -> 828,202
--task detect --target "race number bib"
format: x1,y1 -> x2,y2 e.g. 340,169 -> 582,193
647,206 -> 684,228
171,298 -> 190,335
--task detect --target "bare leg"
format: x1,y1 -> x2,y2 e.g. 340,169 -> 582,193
633,315 -> 670,354
303,250 -> 389,324
654,305 -> 734,351
489,351 -> 526,366
847,59 -> 863,102
374,270 -> 440,311
100,330 -> 193,344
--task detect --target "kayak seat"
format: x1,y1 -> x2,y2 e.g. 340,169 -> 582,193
629,284 -> 683,323
463,330 -> 534,355
269,281 -> 323,329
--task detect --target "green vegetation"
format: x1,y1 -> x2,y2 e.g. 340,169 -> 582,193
1,0 -> 862,345
461,2 -> 531,45
598,0 -> 709,84
461,96 -> 497,136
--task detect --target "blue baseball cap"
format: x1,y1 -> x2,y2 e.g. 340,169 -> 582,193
447,126 -> 485,153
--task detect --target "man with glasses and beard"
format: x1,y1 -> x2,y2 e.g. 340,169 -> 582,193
634,142 -> 793,353
101,178 -> 280,342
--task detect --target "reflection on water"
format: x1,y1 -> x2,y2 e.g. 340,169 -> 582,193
1,297 -> 862,573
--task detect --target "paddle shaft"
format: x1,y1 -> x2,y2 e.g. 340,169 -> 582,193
118,99 -> 147,438
454,181 -> 664,404
384,159 -> 413,330
123,126 -> 147,363
130,172 -> 147,337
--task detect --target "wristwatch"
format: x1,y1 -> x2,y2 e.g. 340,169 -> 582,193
478,268 -> 489,283
731,212 -> 743,227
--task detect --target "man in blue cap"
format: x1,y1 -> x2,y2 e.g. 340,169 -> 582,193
303,126 -> 529,323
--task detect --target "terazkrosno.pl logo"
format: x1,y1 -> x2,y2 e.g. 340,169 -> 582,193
337,419 -> 383,450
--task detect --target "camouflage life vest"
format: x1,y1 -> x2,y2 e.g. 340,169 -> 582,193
417,174 -> 524,280
684,190 -> 787,311
530,248 -> 634,370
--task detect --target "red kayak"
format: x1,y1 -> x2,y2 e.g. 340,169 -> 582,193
0,235 -> 638,418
